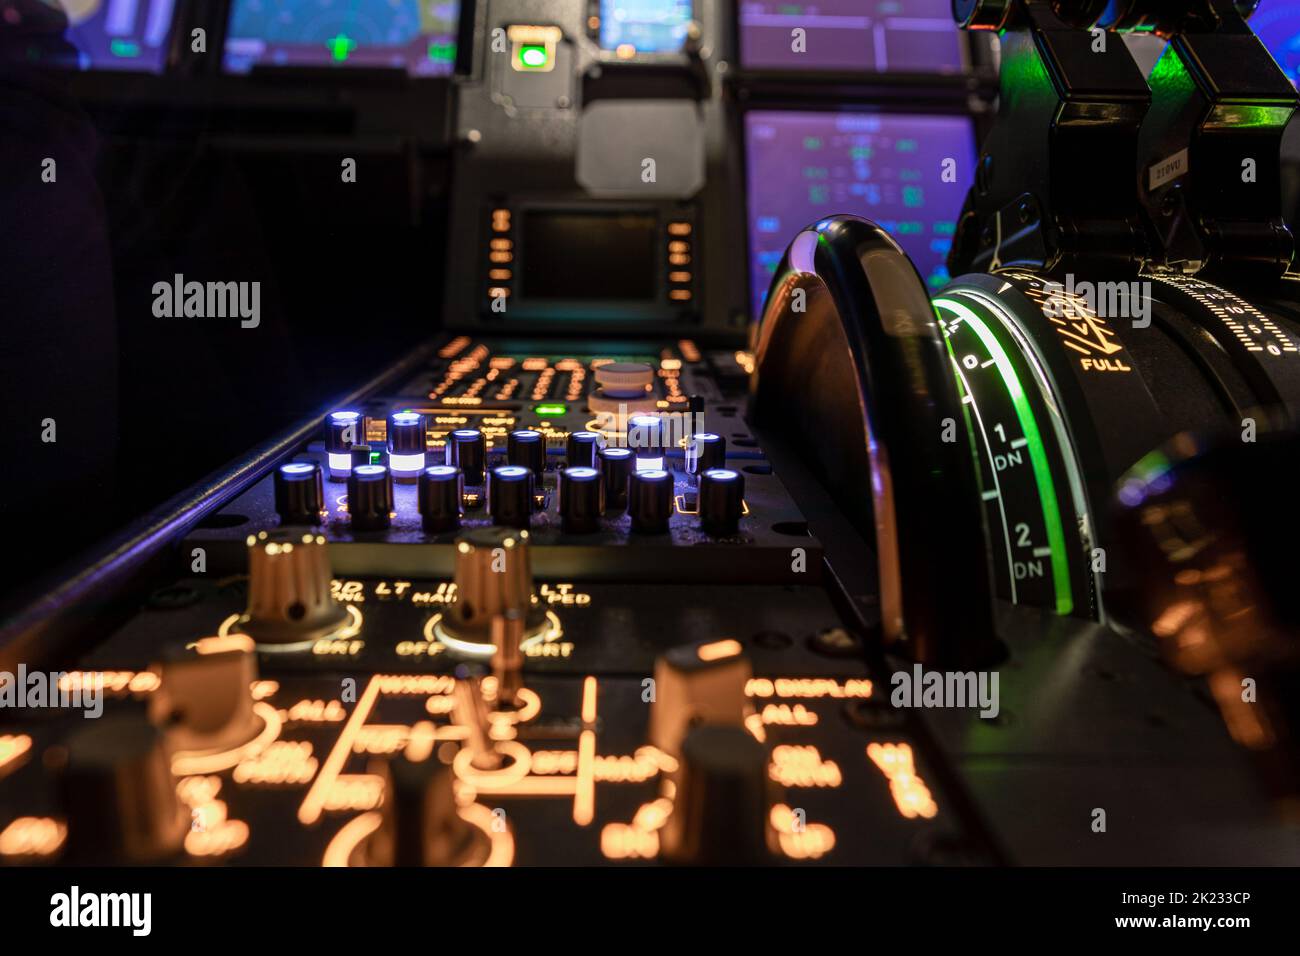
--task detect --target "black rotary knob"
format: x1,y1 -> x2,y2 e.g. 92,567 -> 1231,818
598,446 -> 634,512
699,468 -> 745,536
348,464 -> 393,531
325,410 -> 363,480
629,468 -> 674,534
566,430 -> 602,468
489,465 -> 534,529
559,466 -> 601,534
660,725 -> 772,866
419,465 -> 463,532
387,411 -> 427,483
628,413 -> 667,470
446,428 -> 486,484
274,461 -> 325,525
55,712 -> 189,864
507,429 -> 546,479
367,755 -> 483,867
686,432 -> 726,476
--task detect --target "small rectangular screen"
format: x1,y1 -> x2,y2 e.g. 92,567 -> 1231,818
522,212 -> 659,302
598,0 -> 694,54
222,0 -> 460,75
745,110 -> 977,319
739,0 -> 962,73
1254,7 -> 1300,88
35,0 -> 175,72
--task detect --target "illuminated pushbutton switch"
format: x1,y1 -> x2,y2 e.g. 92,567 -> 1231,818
566,430 -> 602,468
446,428 -> 486,485
685,432 -> 726,476
698,468 -> 745,536
325,410 -> 362,481
348,464 -> 394,532
628,468 -> 673,534
598,446 -> 633,512
628,413 -> 667,472
365,754 -> 487,867
274,461 -> 325,525
648,639 -> 753,757
242,529 -> 348,647
507,429 -> 546,479
387,411 -> 427,482
559,466 -> 601,534
418,465 -> 463,533
54,713 -> 189,864
439,527 -> 549,656
660,726 -> 774,866
148,635 -> 260,754
489,465 -> 534,530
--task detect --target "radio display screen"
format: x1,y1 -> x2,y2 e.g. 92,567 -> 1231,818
521,211 -> 660,303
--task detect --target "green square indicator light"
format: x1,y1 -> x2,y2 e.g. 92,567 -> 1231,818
369,451 -> 382,466
520,44 -> 549,69
533,403 -> 568,417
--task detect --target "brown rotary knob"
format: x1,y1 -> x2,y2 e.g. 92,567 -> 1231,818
242,530 -> 348,647
439,527 -> 548,655
148,635 -> 261,753
54,712 -> 189,863
648,639 -> 754,758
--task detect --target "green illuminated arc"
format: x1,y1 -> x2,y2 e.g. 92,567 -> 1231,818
934,296 -> 1074,616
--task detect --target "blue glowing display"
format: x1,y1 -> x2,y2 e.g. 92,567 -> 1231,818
745,110 -> 976,319
738,0 -> 962,73
34,0 -> 175,72
223,0 -> 460,75
599,0 -> 693,53
1254,6 -> 1300,88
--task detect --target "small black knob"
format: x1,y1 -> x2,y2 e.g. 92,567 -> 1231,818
489,465 -> 534,529
446,428 -> 486,484
419,465 -> 463,533
686,432 -> 726,476
559,466 -> 601,534
661,725 -> 772,866
598,446 -> 634,513
629,468 -> 674,534
507,429 -> 546,478
274,461 -> 324,525
566,430 -> 602,468
368,755 -> 482,866
325,410 -> 363,480
348,464 -> 393,531
699,468 -> 744,536
387,412 -> 427,482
